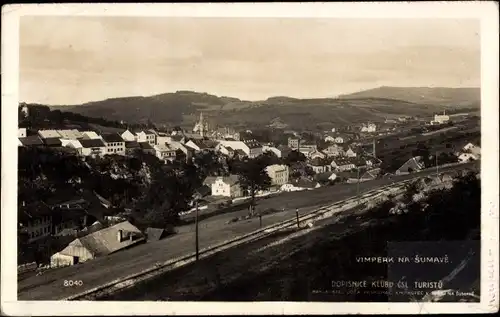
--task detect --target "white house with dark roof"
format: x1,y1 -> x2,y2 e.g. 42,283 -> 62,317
154,143 -> 176,163
211,175 -> 242,198
265,164 -> 290,186
80,138 -> 107,157
135,130 -> 156,146
102,133 -> 125,155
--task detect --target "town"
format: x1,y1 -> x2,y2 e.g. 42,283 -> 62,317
17,102 -> 480,275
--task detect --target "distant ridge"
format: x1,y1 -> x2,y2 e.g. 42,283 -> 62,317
338,86 -> 480,106
37,86 -> 480,127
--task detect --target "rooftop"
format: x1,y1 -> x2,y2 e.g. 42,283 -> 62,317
101,133 -> 124,143
79,138 -> 106,148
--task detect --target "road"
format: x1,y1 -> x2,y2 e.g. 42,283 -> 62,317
17,162 -> 478,300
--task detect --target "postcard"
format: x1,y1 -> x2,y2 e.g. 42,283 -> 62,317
1,2 -> 498,315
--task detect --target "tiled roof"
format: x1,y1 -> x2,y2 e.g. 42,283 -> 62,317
19,135 -> 44,146
138,142 -> 154,150
216,175 -> 240,186
76,221 -> 144,257
80,138 -> 106,148
101,133 -> 124,143
42,137 -> 62,146
146,228 -> 168,241
125,141 -> 140,148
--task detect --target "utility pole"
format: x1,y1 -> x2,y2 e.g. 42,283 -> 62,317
357,168 -> 361,197
195,199 -> 199,261
259,214 -> 262,228
435,151 -> 439,178
296,208 -> 300,228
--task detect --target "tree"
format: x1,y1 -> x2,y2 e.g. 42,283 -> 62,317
285,150 -> 306,165
234,156 -> 272,216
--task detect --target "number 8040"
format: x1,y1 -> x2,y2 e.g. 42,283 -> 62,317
64,280 -> 83,287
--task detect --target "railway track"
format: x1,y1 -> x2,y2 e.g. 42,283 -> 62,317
64,179 -> 413,300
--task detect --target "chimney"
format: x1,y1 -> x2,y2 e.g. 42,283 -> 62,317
129,233 -> 133,242
117,229 -> 123,242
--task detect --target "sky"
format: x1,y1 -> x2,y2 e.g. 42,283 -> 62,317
19,17 -> 481,105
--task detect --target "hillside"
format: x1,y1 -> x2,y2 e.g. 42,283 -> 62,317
39,87 -> 480,129
338,86 -> 480,107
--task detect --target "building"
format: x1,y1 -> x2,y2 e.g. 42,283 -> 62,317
308,149 -> 327,160
154,143 -> 176,163
138,142 -> 156,155
395,156 -> 425,175
50,221 -> 145,267
121,129 -> 136,142
18,201 -> 53,243
211,175 -> 242,198
135,130 -> 156,146
18,135 -> 44,147
262,145 -> 283,158
217,144 -> 236,157
102,133 -> 125,155
458,153 -> 479,163
462,143 -> 481,157
431,111 -> 450,125
323,144 -> 344,157
42,137 -> 63,148
288,137 -> 300,149
244,139 -> 263,158
331,158 -> 356,172
265,164 -> 290,187
124,141 -> 141,154
60,139 -> 84,154
38,130 -> 61,139
193,112 -> 209,138
81,131 -> 102,140
324,135 -> 336,143
185,139 -> 218,152
308,158 -> 331,174
290,178 -> 321,190
18,128 -> 27,138
344,147 -> 357,158
56,129 -> 84,140
80,138 -> 107,157
361,123 -> 377,133
314,171 -> 337,184
334,136 -> 344,144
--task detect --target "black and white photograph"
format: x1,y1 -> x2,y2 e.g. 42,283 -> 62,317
2,2 -> 498,316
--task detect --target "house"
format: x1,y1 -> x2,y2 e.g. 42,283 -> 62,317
135,130 -> 156,146
42,137 -> 63,147
80,138 -> 107,157
462,143 -> 481,157
154,143 -> 176,163
60,139 -> 83,154
395,156 -> 425,175
361,123 -> 377,133
146,227 -> 173,242
217,144 -> 236,157
331,158 -> 356,172
290,178 -> 321,190
262,145 -> 283,158
307,158 -> 331,174
358,168 -> 381,182
334,136 -> 344,144
121,129 -> 136,142
50,221 -> 145,267
458,153 -> 479,163
324,135 -> 336,143
277,145 -> 292,159
139,142 -> 156,155
323,144 -> 344,157
331,127 -> 336,133
185,139 -> 218,152
431,111 -> 450,125
288,137 -> 300,149
314,171 -> 337,184
265,164 -> 290,187
56,129 -> 83,140
211,175 -> 242,198
18,135 -> 44,147
18,201 -> 53,243
308,149 -> 327,160
244,139 -> 263,158
18,128 -> 27,138
81,131 -> 101,140
38,129 -> 61,139
102,133 -> 125,155
344,147 -> 357,158
125,141 -> 141,154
